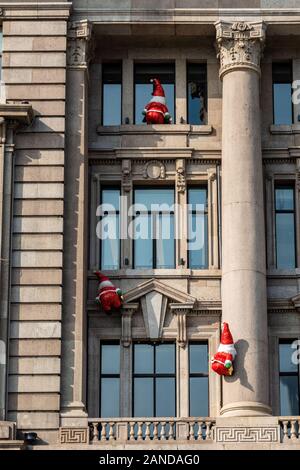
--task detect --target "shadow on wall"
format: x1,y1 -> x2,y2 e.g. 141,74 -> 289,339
224,339 -> 254,392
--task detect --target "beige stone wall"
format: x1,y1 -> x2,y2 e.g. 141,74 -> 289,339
2,8 -> 69,442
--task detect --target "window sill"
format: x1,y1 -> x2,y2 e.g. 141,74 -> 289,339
96,124 -> 213,136
89,268 -> 221,278
267,268 -> 300,277
270,124 -> 300,135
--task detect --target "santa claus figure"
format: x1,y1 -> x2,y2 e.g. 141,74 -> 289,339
211,322 -> 237,377
143,78 -> 172,124
95,271 -> 123,314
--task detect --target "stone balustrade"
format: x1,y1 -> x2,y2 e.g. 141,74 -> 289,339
279,417 -> 300,442
88,418 -> 215,444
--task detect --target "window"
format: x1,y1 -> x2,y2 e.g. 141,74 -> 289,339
189,343 -> 209,417
187,63 -> 207,125
188,187 -> 208,269
273,62 -> 293,125
100,188 -> 120,270
275,184 -> 296,269
102,63 -> 122,125
279,340 -> 300,416
100,343 -> 120,417
133,188 -> 175,269
133,343 -> 176,417
0,29 -> 2,79
134,63 -> 175,124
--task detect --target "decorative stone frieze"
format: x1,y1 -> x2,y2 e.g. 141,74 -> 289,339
67,20 -> 94,69
216,426 -> 279,443
59,427 -> 89,444
215,21 -> 266,78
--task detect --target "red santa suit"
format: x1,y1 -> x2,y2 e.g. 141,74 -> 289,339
143,78 -> 172,125
211,323 -> 237,377
95,271 -> 123,314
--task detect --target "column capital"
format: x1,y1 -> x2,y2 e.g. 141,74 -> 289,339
67,19 -> 94,69
215,21 -> 266,79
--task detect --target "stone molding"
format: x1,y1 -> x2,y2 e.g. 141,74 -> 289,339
215,21 -> 266,78
215,426 -> 279,443
67,20 -> 94,69
121,303 -> 139,347
59,427 -> 89,444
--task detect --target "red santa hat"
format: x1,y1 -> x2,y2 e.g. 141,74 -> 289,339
218,323 -> 237,358
95,271 -> 114,289
150,78 -> 166,105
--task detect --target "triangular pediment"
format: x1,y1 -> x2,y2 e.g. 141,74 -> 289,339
123,279 -> 196,340
291,294 -> 300,309
123,278 -> 196,305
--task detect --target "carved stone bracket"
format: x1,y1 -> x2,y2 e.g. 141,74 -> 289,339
176,159 -> 186,193
67,20 -> 94,69
170,303 -> 194,348
121,159 -> 132,192
215,21 -> 266,78
121,303 -> 139,347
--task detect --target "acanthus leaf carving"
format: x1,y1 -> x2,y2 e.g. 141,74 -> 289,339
215,21 -> 266,78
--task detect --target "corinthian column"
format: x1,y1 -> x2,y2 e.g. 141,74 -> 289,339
60,20 -> 93,431
216,21 -> 271,416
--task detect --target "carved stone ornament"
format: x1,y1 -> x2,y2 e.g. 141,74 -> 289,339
143,160 -> 166,179
121,159 -> 132,192
176,159 -> 186,193
67,20 -> 94,69
215,21 -> 266,78
60,427 -> 89,444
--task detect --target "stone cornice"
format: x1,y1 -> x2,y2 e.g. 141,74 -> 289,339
0,2 -> 71,19
215,21 -> 266,78
0,103 -> 33,126
72,8 -> 300,25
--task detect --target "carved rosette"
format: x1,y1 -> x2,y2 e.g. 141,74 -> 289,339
67,20 -> 94,69
215,21 -> 266,78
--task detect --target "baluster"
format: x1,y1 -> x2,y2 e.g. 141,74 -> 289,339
129,422 -> 135,441
109,422 -> 115,441
281,420 -> 289,442
137,422 -> 143,441
145,422 -> 151,441
168,421 -> 174,440
153,422 -> 158,441
100,422 -> 107,441
189,421 -> 195,440
206,421 -> 212,441
291,420 -> 297,441
91,422 -> 99,443
160,421 -> 166,440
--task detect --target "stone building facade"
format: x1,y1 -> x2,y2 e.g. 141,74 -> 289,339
0,0 -> 299,450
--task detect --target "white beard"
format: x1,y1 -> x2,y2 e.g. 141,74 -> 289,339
218,343 -> 237,359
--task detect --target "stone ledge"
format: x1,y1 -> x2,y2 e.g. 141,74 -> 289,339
0,103 -> 33,126
96,124 -> 213,136
270,124 -> 300,135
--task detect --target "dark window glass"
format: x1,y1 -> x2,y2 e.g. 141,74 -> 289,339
102,63 -> 122,125
133,343 -> 176,418
189,343 -> 209,417
188,187 -> 208,269
275,184 -> 296,269
134,188 -> 175,269
134,63 -> 175,124
100,343 -> 120,417
187,63 -> 207,125
273,63 -> 293,125
100,188 -> 120,270
279,340 -> 300,416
